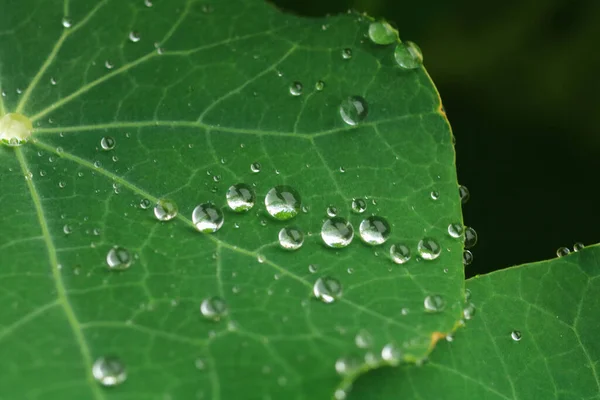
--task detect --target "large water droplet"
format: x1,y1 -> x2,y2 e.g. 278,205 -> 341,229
313,276 -> 342,303
100,136 -> 115,151
464,227 -> 477,249
92,356 -> 127,387
340,96 -> 368,126
359,216 -> 391,245
459,185 -> 470,204
0,113 -> 33,146
265,186 -> 301,221
390,243 -> 411,264
511,330 -> 522,341
106,246 -> 132,270
200,296 -> 228,320
289,81 -> 303,96
321,217 -> 354,248
368,21 -> 397,45
462,250 -> 473,266
424,294 -> 445,313
278,226 -> 304,250
417,238 -> 441,260
226,183 -> 255,212
393,41 -> 423,70
447,223 -> 464,238
192,203 -> 224,233
351,198 -> 367,214
154,199 -> 178,221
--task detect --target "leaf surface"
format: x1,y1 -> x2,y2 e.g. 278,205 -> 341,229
350,245 -> 600,400
0,0 -> 462,398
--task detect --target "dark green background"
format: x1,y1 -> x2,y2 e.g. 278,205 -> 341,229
272,0 -> 600,276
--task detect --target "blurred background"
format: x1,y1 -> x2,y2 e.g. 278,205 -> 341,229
272,0 -> 600,277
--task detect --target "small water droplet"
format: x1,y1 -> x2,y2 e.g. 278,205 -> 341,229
265,185 -> 301,221
63,224 -> 72,235
128,31 -> 141,42
359,216 -> 391,245
58,181 -> 66,188
393,41 -> 423,69
417,238 -> 441,260
464,227 -> 477,249
355,329 -> 373,348
463,302 -> 476,320
339,96 -> 368,126
92,356 -> 126,387
100,136 -> 115,151
351,198 -> 367,214
368,21 -> 397,45
139,198 -> 151,209
321,217 -> 354,248
50,77 -> 58,85
430,191 -> 439,200
335,357 -> 360,376
334,389 -> 347,400
308,264 -> 318,273
465,288 -> 472,301
200,296 -> 227,320
194,358 -> 205,370
573,242 -> 585,252
459,185 -> 470,204
511,330 -> 522,341
144,0 -> 153,7
326,205 -> 338,217
289,81 -> 303,96
192,203 -> 224,233
462,250 -> 473,266
424,294 -> 445,313
313,276 -> 342,303
61,17 -> 73,28
154,199 -> 178,221
556,247 -> 570,257
315,80 -> 325,91
390,243 -> 411,264
278,226 -> 304,250
250,162 -> 261,173
341,48 -> 353,59
226,183 -> 255,212
104,60 -> 114,69
257,254 -> 266,263
106,246 -> 132,270
447,223 -> 464,238
381,343 -> 401,366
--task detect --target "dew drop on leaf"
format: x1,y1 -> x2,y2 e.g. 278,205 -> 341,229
250,162 -> 261,173
424,294 -> 445,313
417,238 -> 441,260
381,343 -> 401,366
192,203 -> 224,233
321,217 -> 354,248
556,247 -> 570,257
313,276 -> 342,303
308,264 -> 318,273
447,223 -> 464,238
139,198 -> 151,209
226,183 -> 255,212
355,329 -> 373,348
463,250 -> 473,266
100,136 -> 115,151
326,205 -> 338,217
351,198 -> 367,214
393,41 -> 423,70
430,191 -> 439,200
315,80 -> 325,91
0,113 -> 33,146
573,242 -> 585,252
339,96 -> 368,126
104,60 -> 114,69
289,81 -> 303,96
341,48 -> 352,59
265,185 -> 301,221
92,356 -> 127,387
459,185 -> 470,204
464,227 -> 478,249
61,17 -> 72,28
359,216 -> 391,245
106,246 -> 132,270
368,21 -> 397,45
128,31 -> 141,42
463,302 -> 476,320
335,357 -> 360,376
153,199 -> 178,221
511,330 -> 522,341
278,226 -> 304,250
63,224 -> 72,235
390,243 -> 411,264
200,296 -> 228,320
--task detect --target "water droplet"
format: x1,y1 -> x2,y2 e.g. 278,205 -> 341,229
128,31 -> 141,42
0,113 -> 33,146
92,356 -> 126,387
393,41 -> 423,69
390,243 -> 411,264
463,302 -> 476,320
250,162 -> 261,173
63,224 -> 72,235
278,227 -> 304,250
50,77 -> 58,85
315,80 -> 325,91
192,203 -> 224,233
335,357 -> 360,376
459,185 -> 470,204
106,247 -> 132,271
100,136 -> 115,151
556,247 -> 570,257
313,276 -> 342,303
154,199 -> 178,221
104,60 -> 114,69
144,0 -> 153,7
424,294 -> 445,313
339,96 -> 368,126
61,17 -> 73,28
226,183 -> 255,212
289,81 -> 303,96
326,205 -> 338,217
351,198 -> 367,214
381,343 -> 401,366
355,329 -> 373,348
58,181 -> 66,188
447,223 -> 464,238
573,242 -> 585,252
368,21 -> 397,45
359,216 -> 391,245
334,389 -> 348,400
139,198 -> 151,209
308,264 -> 318,273
417,238 -> 441,260
464,227 -> 478,249
194,358 -> 205,370
265,185 -> 301,221
341,48 -> 353,59
511,330 -> 522,341
321,217 -> 354,248
462,250 -> 473,266
200,296 -> 228,320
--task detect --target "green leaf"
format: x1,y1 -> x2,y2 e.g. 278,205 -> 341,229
0,0 -> 463,398
349,245 -> 600,400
